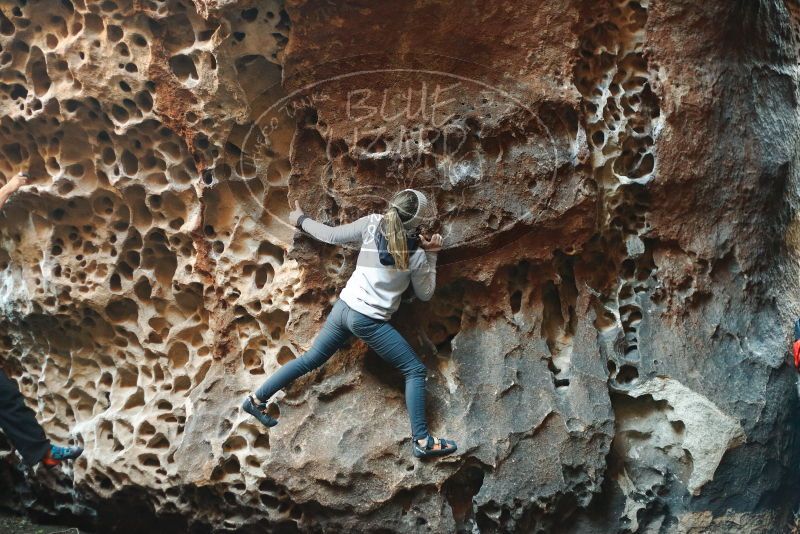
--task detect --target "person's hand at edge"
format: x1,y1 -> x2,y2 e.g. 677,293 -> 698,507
7,172 -> 29,192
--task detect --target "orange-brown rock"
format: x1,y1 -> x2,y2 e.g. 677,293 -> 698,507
0,1 -> 797,532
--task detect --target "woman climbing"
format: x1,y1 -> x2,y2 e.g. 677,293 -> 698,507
242,189 -> 457,458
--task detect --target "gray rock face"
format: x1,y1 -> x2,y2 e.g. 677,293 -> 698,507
0,0 -> 798,532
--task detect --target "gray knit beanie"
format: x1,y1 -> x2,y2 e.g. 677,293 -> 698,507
391,188 -> 429,232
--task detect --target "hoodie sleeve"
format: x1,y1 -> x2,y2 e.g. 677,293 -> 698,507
300,215 -> 374,245
410,251 -> 438,301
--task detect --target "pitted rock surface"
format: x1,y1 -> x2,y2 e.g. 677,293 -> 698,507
0,0 -> 798,533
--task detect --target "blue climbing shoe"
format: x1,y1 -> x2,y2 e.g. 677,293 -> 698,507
412,435 -> 458,458
42,444 -> 83,467
242,395 -> 278,428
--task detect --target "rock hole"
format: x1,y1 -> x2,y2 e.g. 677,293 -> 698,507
254,264 -> 274,289
9,84 -> 27,100
29,49 -> 51,96
120,149 -> 138,175
167,342 -> 189,368
241,8 -> 258,21
173,375 -> 191,392
134,277 -> 152,300
135,90 -> 153,112
131,33 -> 147,47
443,463 -> 485,529
123,388 -> 145,409
509,290 -> 521,314
111,104 -> 129,122
616,364 -> 639,384
106,24 -> 123,42
169,54 -> 198,82
105,297 -> 138,322
254,434 -> 270,450
277,346 -> 295,364
0,10 -> 15,35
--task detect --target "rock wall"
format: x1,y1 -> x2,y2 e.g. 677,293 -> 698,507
0,0 -> 798,532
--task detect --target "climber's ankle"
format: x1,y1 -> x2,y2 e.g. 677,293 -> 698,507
242,394 -> 278,428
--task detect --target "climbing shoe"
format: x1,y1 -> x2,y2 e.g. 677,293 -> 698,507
793,319 -> 800,371
412,435 -> 458,458
242,395 -> 278,428
42,444 -> 83,467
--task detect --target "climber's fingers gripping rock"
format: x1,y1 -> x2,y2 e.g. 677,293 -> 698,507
9,171 -> 29,191
419,233 -> 443,253
0,171 -> 31,211
289,200 -> 305,228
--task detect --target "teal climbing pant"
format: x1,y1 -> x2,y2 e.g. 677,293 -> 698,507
255,299 -> 430,440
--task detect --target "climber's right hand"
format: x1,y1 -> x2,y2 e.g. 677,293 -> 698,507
289,200 -> 305,227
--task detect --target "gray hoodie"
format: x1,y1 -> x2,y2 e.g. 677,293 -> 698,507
300,213 -> 438,320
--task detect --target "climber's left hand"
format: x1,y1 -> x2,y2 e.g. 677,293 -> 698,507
419,233 -> 443,253
8,172 -> 29,192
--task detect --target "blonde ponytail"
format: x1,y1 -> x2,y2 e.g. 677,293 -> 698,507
383,207 -> 409,270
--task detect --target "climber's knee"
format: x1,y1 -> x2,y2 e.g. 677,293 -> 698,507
406,359 -> 427,381
293,354 -> 315,374
295,349 -> 326,374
